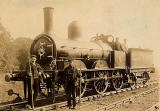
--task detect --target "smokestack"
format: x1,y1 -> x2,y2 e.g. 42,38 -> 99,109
43,7 -> 54,35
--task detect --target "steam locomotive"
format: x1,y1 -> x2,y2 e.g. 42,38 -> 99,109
5,7 -> 155,103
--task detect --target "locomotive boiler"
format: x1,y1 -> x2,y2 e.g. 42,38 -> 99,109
5,7 -> 155,104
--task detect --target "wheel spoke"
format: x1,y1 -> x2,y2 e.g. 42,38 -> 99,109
112,72 -> 123,90
94,71 -> 108,94
129,73 -> 136,87
77,73 -> 87,97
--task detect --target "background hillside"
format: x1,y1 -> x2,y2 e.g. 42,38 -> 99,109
0,22 -> 33,71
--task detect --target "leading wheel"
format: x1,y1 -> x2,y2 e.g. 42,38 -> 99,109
40,79 -> 55,103
112,71 -> 123,90
128,73 -> 136,87
76,73 -> 87,97
94,71 -> 108,95
142,72 -> 150,84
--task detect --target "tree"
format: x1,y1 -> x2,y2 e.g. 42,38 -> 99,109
13,37 -> 33,70
0,22 -> 33,71
0,22 -> 13,71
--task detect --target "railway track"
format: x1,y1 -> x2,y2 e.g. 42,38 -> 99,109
94,85 -> 159,111
145,102 -> 160,111
35,81 -> 159,111
0,80 -> 158,111
0,100 -> 27,110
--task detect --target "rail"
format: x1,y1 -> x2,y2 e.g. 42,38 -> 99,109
94,85 -> 159,111
145,102 -> 160,111
0,81 -> 158,111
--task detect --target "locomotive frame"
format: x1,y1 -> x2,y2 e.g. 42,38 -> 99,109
4,7 -> 155,108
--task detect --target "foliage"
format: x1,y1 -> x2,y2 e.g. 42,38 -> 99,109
0,22 -> 13,71
0,22 -> 33,71
14,37 -> 33,70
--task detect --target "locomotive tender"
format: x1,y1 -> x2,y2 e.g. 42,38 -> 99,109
5,7 -> 155,102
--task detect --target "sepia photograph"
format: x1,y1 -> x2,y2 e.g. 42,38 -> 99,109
0,0 -> 159,110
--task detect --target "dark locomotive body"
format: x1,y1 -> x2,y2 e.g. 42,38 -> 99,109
5,7 -> 155,102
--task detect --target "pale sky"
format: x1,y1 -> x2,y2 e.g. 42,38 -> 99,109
0,0 -> 160,66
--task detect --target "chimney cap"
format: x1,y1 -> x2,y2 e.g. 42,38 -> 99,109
43,7 -> 54,10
